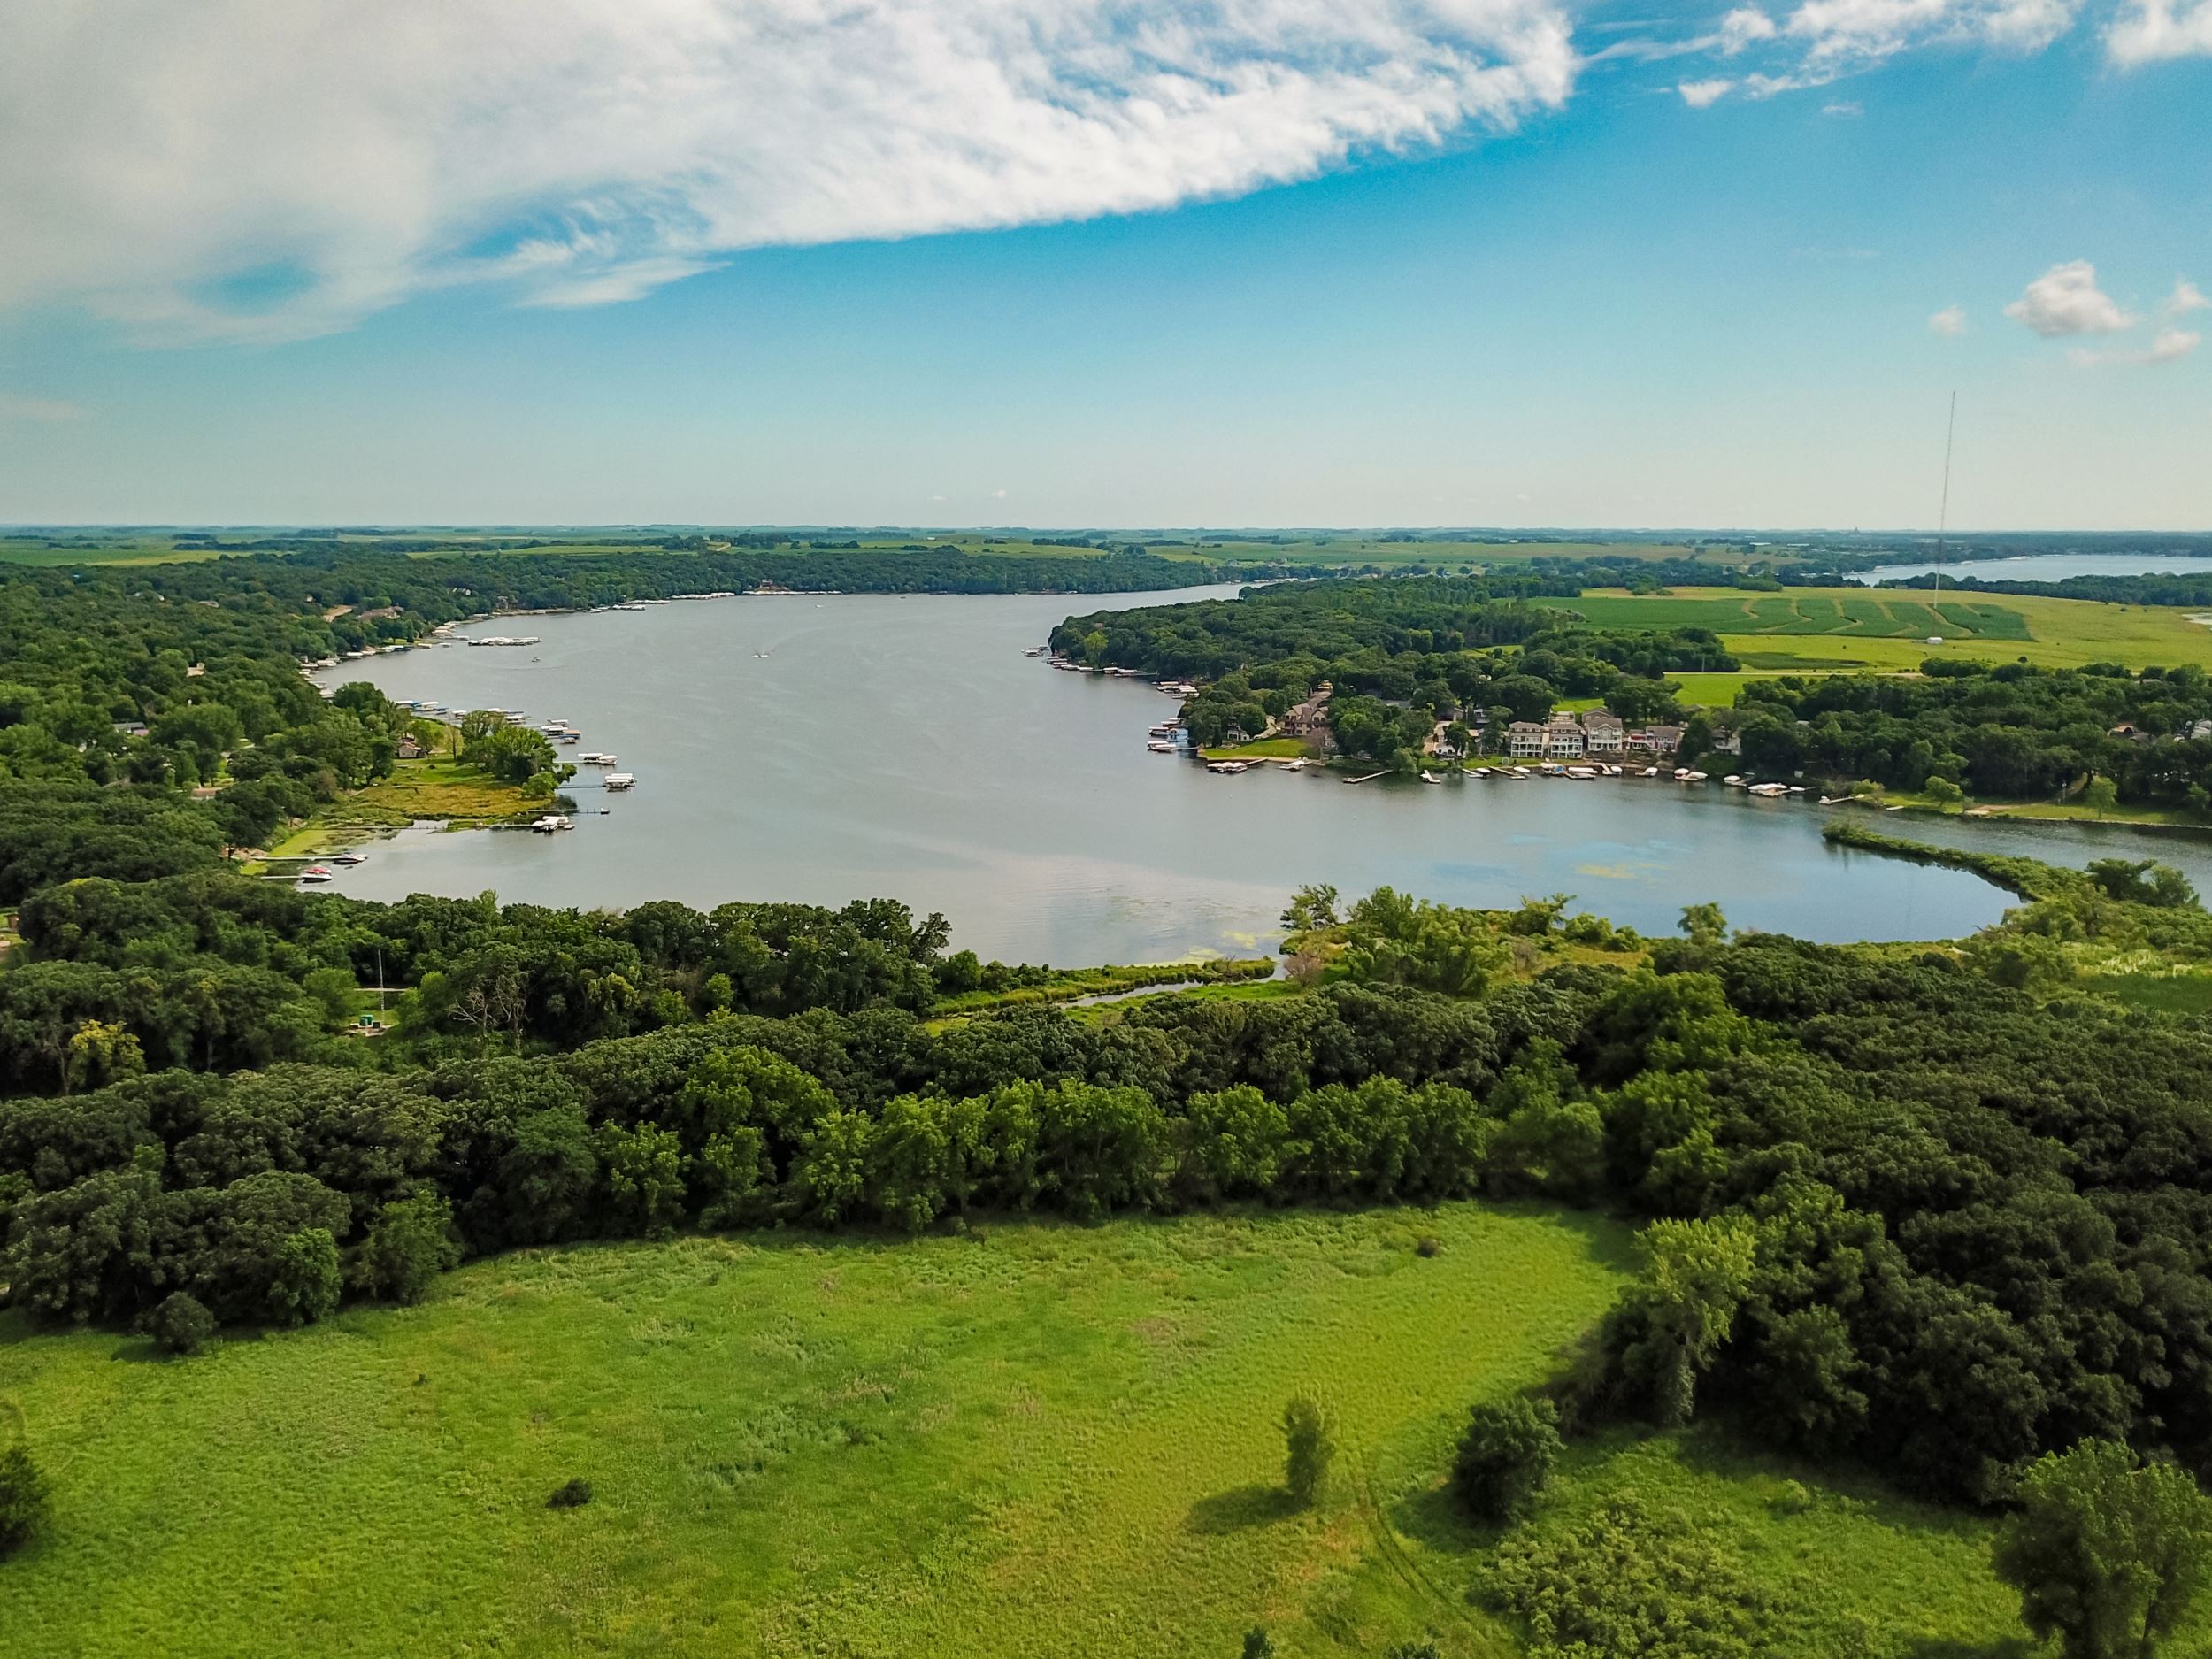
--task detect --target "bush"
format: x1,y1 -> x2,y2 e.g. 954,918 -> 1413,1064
1454,1395 -> 1563,1524
1282,1394 -> 1336,1509
1241,1630 -> 1275,1659
1415,1234 -> 1442,1258
0,1441 -> 50,1558
547,1478 -> 593,1509
149,1292 -> 216,1356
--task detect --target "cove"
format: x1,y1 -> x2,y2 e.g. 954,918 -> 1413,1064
308,586 -> 2193,964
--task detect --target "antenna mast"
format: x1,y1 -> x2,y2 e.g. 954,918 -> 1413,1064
1932,391 -> 1956,604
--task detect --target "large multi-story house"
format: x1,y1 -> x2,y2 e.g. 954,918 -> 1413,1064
1580,710 -> 1626,754
1628,724 -> 1684,754
1543,712 -> 1586,757
1505,721 -> 1549,757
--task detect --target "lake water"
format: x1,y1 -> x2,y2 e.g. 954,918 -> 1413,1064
1857,553 -> 2212,585
310,588 -> 2212,964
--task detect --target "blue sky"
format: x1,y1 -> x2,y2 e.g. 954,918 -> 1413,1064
0,0 -> 2205,529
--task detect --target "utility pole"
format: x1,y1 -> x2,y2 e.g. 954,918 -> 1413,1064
1933,391 -> 1956,605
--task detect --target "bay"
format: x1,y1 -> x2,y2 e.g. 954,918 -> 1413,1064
309,587 -> 2212,964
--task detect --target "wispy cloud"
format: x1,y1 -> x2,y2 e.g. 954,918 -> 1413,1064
0,392 -> 86,422
0,0 -> 1580,343
1822,97 -> 1864,113
2162,278 -> 2210,319
2004,260 -> 2136,336
2070,328 -> 2201,367
1928,304 -> 1968,335
1678,76 -> 1736,104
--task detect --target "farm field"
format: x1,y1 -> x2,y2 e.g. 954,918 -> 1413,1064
0,1205 -> 2033,1659
1532,586 -> 2212,671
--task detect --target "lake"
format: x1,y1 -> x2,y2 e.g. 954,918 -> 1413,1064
1856,552 -> 2212,585
310,588 -> 2212,964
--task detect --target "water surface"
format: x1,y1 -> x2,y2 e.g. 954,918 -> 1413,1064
1857,552 -> 2212,585
311,589 -> 2212,963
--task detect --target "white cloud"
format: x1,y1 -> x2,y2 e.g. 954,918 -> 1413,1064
1928,304 -> 1967,335
2162,278 -> 2210,318
1822,97 -> 1864,112
2003,260 -> 2136,337
0,0 -> 1580,343
1719,7 -> 1780,50
990,488 -> 1009,499
2070,328 -> 2201,367
2108,0 -> 2212,61
1678,76 -> 1736,103
0,392 -> 86,421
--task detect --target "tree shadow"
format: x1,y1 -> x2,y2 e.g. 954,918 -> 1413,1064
1904,1640 -> 2034,1659
1187,1483 -> 1298,1534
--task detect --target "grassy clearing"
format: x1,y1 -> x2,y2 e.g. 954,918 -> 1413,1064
1203,737 -> 1315,760
2084,972 -> 2212,1014
254,758 -> 539,862
1,1207 -> 1628,1659
929,958 -> 1276,1015
1470,1426 -> 2031,1655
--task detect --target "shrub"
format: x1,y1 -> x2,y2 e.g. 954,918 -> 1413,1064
547,1478 -> 593,1509
1241,1630 -> 1275,1659
1453,1395 -> 1563,1524
1282,1394 -> 1336,1509
0,1442 -> 50,1558
267,1227 -> 342,1325
1415,1234 -> 1442,1258
149,1292 -> 216,1356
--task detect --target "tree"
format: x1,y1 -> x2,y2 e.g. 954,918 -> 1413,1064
0,1440 -> 50,1558
1635,1215 -> 1759,1426
1924,774 -> 1965,811
1993,1440 -> 2212,1659
150,1291 -> 217,1356
62,1017 -> 144,1095
268,1227 -> 343,1325
350,1192 -> 462,1304
1241,1631 -> 1276,1659
1283,1393 -> 1336,1509
1280,883 -> 1340,933
1678,902 -> 1727,946
1453,1395 -> 1563,1524
2085,775 -> 2120,818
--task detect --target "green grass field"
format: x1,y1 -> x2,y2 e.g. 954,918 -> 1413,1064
1530,587 -> 2212,672
0,1204 -> 2040,1659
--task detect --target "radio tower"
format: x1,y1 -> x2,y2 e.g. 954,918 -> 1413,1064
1932,392 -> 1956,605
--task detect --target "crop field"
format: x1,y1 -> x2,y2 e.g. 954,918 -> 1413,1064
1531,586 -> 2212,672
0,1204 -> 2036,1659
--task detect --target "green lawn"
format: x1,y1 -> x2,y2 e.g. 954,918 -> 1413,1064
0,1204 -> 2054,1657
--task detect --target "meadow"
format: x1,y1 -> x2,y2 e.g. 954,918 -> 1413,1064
0,1205 -> 2033,1659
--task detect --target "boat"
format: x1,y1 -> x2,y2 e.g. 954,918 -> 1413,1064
1641,765 -> 1660,778
1420,770 -> 1444,784
1147,740 -> 1176,753
603,772 -> 635,790
1509,765 -> 1532,779
530,814 -> 574,833
1025,646 -> 1047,657
1283,757 -> 1317,771
1747,782 -> 1791,797
1565,766 -> 1597,780
1723,774 -> 1747,787
579,751 -> 618,765
1205,759 -> 1252,774
331,852 -> 367,865
297,865 -> 334,883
